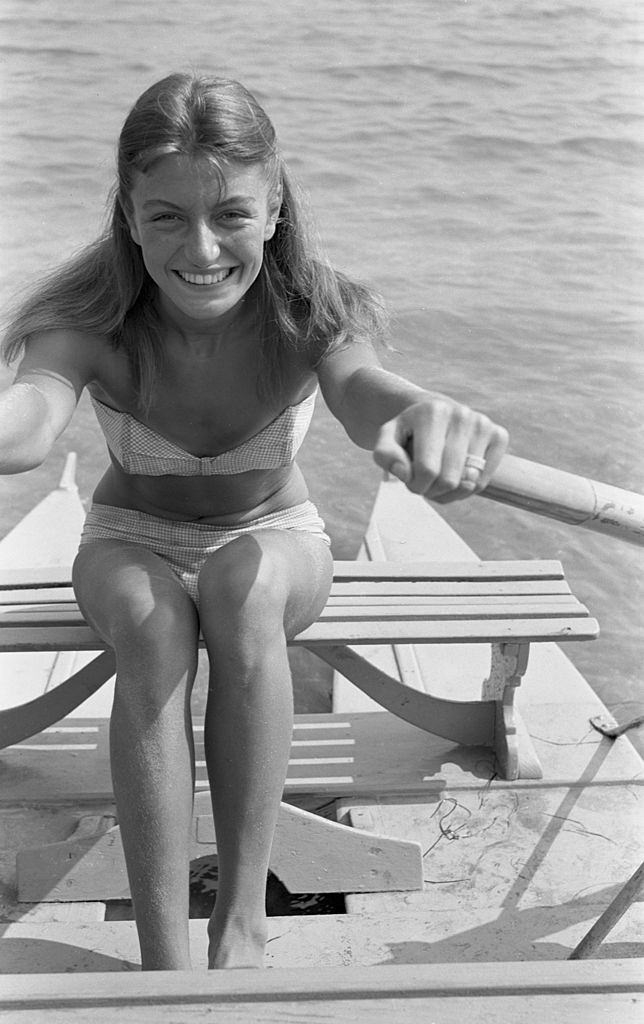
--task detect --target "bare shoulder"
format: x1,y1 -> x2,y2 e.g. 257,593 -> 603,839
14,329 -> 117,398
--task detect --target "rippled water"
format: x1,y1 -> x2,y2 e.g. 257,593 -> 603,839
1,0 -> 643,728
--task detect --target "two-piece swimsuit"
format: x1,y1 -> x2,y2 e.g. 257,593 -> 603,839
80,391 -> 330,604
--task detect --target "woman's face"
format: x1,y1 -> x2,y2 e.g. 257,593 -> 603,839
125,154 -> 279,328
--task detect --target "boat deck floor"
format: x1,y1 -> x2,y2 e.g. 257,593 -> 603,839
1,670 -> 642,972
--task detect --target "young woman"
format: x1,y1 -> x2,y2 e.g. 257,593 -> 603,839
0,72 -> 508,970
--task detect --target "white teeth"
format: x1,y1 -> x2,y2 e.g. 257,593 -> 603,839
177,269 -> 232,285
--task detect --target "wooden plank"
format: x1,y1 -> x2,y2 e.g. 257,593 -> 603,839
0,589 -> 585,616
1,987 -> 634,1024
323,593 -> 581,606
0,568 -> 75,589
0,617 -> 600,653
0,599 -> 590,628
0,593 -> 589,614
318,601 -> 587,618
0,587 -> 77,605
328,579 -> 573,596
0,924 -> 641,1006
296,618 -> 599,643
0,559 -> 569,590
331,559 -> 567,580
0,581 -> 576,607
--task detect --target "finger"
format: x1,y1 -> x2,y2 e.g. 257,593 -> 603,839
432,422 -> 510,503
422,405 -> 477,499
401,404 -> 451,494
373,418 -> 414,484
477,425 -> 510,489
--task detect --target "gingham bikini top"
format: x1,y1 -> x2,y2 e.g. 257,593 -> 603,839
90,390 -> 317,476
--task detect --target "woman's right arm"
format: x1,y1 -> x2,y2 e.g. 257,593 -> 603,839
0,331 -> 94,473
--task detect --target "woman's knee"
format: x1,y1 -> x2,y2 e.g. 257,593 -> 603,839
197,533 -> 332,652
197,535 -> 289,626
73,542 -> 200,689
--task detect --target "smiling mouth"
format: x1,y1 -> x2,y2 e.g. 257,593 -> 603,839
175,268 -> 235,286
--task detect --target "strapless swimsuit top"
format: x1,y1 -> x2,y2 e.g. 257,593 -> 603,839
89,390 -> 317,477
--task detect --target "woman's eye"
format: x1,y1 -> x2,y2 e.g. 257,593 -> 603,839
219,210 -> 250,222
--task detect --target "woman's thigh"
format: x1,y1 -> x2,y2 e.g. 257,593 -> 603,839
197,530 -> 333,641
73,540 -> 199,662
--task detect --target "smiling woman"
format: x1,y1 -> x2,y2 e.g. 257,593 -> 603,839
0,70 -> 509,973
125,158 -> 280,330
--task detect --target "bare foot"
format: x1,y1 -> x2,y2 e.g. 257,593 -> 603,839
207,915 -> 267,969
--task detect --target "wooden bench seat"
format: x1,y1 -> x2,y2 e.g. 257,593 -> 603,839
0,559 -> 598,780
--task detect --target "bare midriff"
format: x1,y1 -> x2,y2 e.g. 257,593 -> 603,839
91,459 -> 311,524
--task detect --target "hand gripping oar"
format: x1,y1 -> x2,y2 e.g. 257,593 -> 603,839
481,454 -> 644,547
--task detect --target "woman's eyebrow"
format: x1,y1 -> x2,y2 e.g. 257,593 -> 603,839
141,195 -> 258,210
218,195 -> 258,207
141,199 -> 184,210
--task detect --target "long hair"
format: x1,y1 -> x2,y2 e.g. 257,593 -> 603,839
3,72 -> 388,407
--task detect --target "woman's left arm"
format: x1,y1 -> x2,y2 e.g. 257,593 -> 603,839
316,341 -> 509,503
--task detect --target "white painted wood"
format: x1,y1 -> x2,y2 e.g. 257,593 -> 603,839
16,783 -> 423,901
333,478 -> 643,946
1,615 -> 599,651
0,557 -> 570,590
485,452 -> 644,547
0,455 -> 84,572
315,644 -> 496,745
2,991 -> 633,1024
4,702 -> 642,810
0,650 -> 115,748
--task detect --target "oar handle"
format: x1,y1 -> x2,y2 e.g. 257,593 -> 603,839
482,454 -> 644,547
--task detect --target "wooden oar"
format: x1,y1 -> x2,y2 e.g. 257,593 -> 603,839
482,454 -> 644,547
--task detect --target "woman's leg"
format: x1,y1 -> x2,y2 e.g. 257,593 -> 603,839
73,541 -> 200,970
197,531 -> 333,969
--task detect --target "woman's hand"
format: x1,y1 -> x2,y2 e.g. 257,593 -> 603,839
373,397 -> 509,503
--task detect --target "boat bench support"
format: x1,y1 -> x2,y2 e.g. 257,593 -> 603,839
0,558 -> 598,900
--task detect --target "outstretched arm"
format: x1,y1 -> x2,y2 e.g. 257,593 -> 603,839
316,341 -> 508,503
0,331 -> 91,473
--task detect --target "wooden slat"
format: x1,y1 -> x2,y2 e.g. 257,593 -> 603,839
0,581 -> 575,610
295,618 -> 599,644
0,579 -> 574,607
0,614 -> 600,652
0,567 -> 73,589
0,958 -> 641,1008
325,594 -> 579,607
0,587 -> 77,604
330,579 -> 573,596
0,626 -> 105,651
332,559 -> 566,580
319,602 -> 588,620
0,584 -> 574,608
0,598 -> 589,626
0,559 -> 568,591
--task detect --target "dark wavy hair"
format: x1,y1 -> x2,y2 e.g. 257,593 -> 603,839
3,72 -> 388,407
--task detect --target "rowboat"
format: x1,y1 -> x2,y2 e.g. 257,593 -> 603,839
0,453 -> 642,1021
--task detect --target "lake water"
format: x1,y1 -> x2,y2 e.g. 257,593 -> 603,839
1,0 -> 643,735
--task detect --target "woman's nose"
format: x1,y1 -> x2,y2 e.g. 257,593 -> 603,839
185,221 -> 221,265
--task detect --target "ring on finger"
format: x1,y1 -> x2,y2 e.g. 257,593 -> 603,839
464,454 -> 486,472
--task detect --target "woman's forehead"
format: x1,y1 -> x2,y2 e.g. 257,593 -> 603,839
129,154 -> 271,206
